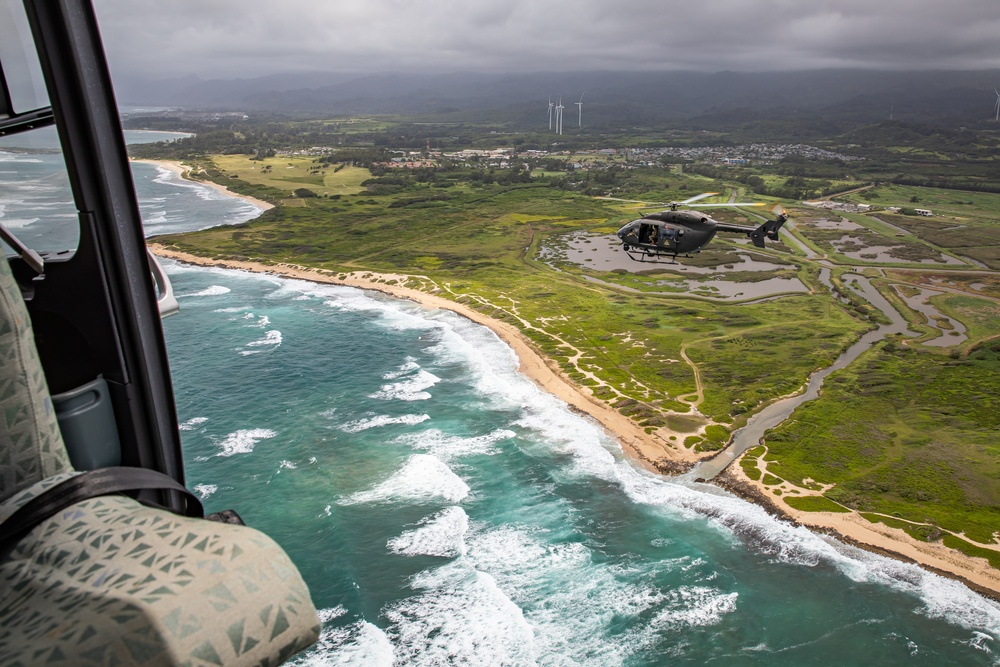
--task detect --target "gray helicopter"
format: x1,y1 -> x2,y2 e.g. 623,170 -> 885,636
613,193 -> 787,263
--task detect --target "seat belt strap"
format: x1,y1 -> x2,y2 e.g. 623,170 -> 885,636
0,467 -> 203,552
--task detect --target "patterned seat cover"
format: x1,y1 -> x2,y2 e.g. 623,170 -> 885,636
0,256 -> 320,665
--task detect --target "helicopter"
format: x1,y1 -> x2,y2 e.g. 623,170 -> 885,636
613,193 -> 788,263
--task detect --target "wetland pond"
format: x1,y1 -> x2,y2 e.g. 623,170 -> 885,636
540,232 -> 809,301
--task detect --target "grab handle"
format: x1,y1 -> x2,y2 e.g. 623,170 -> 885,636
146,248 -> 179,318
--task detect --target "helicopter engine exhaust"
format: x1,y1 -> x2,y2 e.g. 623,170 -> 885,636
748,214 -> 787,248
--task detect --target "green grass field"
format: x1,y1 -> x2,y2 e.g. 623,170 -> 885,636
847,183 -> 1000,223
211,155 -> 371,197
160,171 -> 871,431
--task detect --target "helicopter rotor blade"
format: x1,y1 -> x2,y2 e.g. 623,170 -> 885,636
679,192 -> 720,205
594,196 -> 668,206
685,202 -> 766,208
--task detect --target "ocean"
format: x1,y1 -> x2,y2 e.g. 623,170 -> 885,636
2,132 -> 1000,665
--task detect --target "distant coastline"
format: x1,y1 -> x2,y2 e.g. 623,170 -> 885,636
134,159 -> 275,213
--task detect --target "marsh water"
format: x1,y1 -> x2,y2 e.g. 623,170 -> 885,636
542,232 -> 809,301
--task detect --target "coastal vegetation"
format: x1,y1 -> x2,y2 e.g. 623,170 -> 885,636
141,111 -> 1000,574
759,341 -> 1000,547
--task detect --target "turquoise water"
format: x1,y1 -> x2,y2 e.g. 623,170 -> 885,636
3,137 -> 1000,664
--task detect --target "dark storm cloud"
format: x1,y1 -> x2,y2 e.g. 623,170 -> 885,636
92,0 -> 1000,79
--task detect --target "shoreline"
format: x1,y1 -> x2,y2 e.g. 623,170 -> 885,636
147,246 -> 686,477
720,464 -> 1000,601
134,159 -> 275,213
147,244 -> 1000,600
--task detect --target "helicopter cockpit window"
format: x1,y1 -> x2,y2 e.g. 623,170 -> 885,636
0,0 -> 79,256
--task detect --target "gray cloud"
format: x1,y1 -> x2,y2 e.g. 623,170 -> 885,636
92,0 -> 1000,79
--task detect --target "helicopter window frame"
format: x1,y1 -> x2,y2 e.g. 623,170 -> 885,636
0,0 -> 55,135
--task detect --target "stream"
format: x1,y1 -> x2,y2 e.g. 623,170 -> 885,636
684,273 -> 917,480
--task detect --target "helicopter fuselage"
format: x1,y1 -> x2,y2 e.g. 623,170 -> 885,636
616,210 -> 720,257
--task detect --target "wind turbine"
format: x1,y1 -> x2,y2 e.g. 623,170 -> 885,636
556,97 -> 565,135
994,88 -> 1000,122
548,97 -> 554,130
575,92 -> 585,127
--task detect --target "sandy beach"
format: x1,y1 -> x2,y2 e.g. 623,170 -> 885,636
134,160 -> 275,213
147,243 -> 1000,600
721,464 -> 1000,600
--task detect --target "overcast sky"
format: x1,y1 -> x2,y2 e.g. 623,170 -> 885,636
92,0 -> 1000,80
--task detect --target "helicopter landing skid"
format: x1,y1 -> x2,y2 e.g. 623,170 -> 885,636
621,247 -> 679,265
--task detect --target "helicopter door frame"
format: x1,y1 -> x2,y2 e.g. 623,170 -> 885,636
7,0 -> 186,509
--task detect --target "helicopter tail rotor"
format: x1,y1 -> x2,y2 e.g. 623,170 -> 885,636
749,211 -> 788,248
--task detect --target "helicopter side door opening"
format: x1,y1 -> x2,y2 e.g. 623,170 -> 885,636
639,222 -> 658,245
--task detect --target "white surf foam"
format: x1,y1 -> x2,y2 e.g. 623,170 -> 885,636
215,428 -> 277,457
193,484 -> 218,499
152,167 -> 220,203
369,369 -> 440,402
340,413 -> 430,433
178,417 -> 208,431
459,524 -> 678,663
388,506 -> 469,558
415,310 -> 540,410
340,454 -> 469,505
382,359 -> 421,380
0,217 -> 38,228
246,330 -> 282,347
384,563 -> 536,667
323,291 -> 443,334
287,607 -> 395,667
182,285 -> 231,297
556,436 -> 1000,644
0,155 -> 42,163
650,586 -> 739,631
516,405 -> 619,480
239,330 -> 283,355
393,427 -> 516,462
